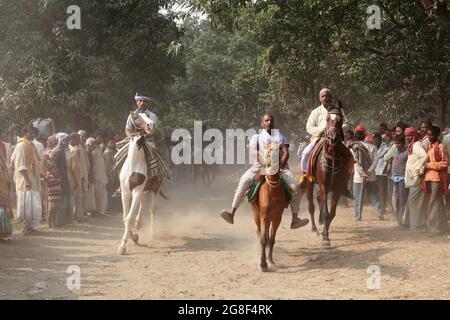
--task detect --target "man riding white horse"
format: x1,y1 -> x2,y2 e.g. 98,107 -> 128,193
114,92 -> 171,190
220,114 -> 309,229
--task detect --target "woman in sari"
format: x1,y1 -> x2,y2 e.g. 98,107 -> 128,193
0,147 -> 13,239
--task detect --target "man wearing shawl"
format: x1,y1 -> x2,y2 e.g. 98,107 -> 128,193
423,126 -> 449,235
68,133 -> 83,221
51,133 -> 71,226
349,129 -> 382,221
114,92 -> 171,193
87,137 -> 108,216
403,127 -> 428,230
12,125 -> 42,233
78,130 -> 92,216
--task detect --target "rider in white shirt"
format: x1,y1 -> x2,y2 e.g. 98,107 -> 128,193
220,114 -> 309,230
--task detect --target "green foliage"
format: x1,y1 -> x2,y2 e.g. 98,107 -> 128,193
0,0 -> 184,138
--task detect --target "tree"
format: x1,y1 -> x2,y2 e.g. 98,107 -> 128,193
0,0 -> 184,137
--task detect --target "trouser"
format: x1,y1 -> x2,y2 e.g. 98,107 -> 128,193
94,182 -> 107,215
301,141 -> 315,174
392,180 -> 408,226
73,187 -> 84,220
48,202 -> 58,228
65,194 -> 74,223
446,174 -> 450,219
56,195 -> 68,227
106,182 -> 116,211
376,175 -> 389,215
231,167 -> 300,214
353,181 -> 382,220
426,182 -> 449,233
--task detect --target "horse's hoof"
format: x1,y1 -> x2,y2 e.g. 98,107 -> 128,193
117,246 -> 126,255
261,266 -> 269,272
322,240 -> 331,247
130,233 -> 139,245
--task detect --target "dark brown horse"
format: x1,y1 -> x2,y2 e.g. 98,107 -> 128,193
304,108 -> 354,246
252,143 -> 286,271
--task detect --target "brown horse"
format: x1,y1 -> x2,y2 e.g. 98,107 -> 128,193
252,143 -> 286,272
304,108 -> 354,246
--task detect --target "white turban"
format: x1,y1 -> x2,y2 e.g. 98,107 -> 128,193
86,137 -> 96,146
135,93 -> 150,101
56,132 -> 68,144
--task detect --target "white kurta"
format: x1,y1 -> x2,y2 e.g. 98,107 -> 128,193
13,140 -> 42,230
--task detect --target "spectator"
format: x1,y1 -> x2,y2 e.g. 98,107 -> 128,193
404,127 -> 428,230
52,133 -> 70,227
103,139 -> 117,214
375,132 -> 392,217
350,130 -> 382,221
12,126 -> 42,234
86,137 -> 108,216
423,126 -> 449,235
44,162 -> 62,229
385,134 -> 408,227
68,133 -> 83,222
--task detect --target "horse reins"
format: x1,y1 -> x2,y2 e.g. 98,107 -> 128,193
265,175 -> 281,188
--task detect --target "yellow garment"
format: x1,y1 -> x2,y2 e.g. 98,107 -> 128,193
13,140 -> 40,192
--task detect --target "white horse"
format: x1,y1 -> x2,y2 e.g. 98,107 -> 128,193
117,114 -> 163,255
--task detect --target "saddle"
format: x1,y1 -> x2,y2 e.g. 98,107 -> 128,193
247,176 -> 292,208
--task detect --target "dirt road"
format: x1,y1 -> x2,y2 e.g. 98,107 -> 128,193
1,170 -> 450,300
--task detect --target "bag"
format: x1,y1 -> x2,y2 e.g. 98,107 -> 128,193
0,206 -> 12,238
30,118 -> 54,141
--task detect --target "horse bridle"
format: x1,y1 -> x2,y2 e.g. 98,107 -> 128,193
265,174 -> 281,188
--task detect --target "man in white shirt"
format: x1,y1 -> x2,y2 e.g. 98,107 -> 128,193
220,114 -> 309,229
125,93 -> 158,139
300,88 -> 340,187
351,130 -> 382,221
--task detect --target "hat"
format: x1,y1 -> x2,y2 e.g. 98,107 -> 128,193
328,108 -> 342,115
404,127 -> 416,137
354,124 -> 366,133
134,92 -> 150,101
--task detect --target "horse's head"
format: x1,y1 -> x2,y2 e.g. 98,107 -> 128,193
131,111 -> 155,137
326,107 -> 343,143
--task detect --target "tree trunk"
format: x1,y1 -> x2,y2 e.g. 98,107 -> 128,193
440,95 -> 448,129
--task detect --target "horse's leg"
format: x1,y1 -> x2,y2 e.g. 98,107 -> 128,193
135,196 -> 144,231
322,191 -> 340,247
259,218 -> 269,272
306,184 -> 318,234
121,185 -> 131,224
149,190 -> 159,240
268,215 -> 282,266
252,204 -> 261,238
117,189 -> 142,254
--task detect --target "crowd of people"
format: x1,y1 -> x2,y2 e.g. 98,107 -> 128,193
297,120 -> 450,235
0,126 -> 121,238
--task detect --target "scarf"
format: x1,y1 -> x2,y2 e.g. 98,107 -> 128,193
18,137 -> 39,178
422,140 -> 449,195
405,127 -> 417,155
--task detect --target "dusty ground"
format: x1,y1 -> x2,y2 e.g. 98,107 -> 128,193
1,168 -> 450,300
